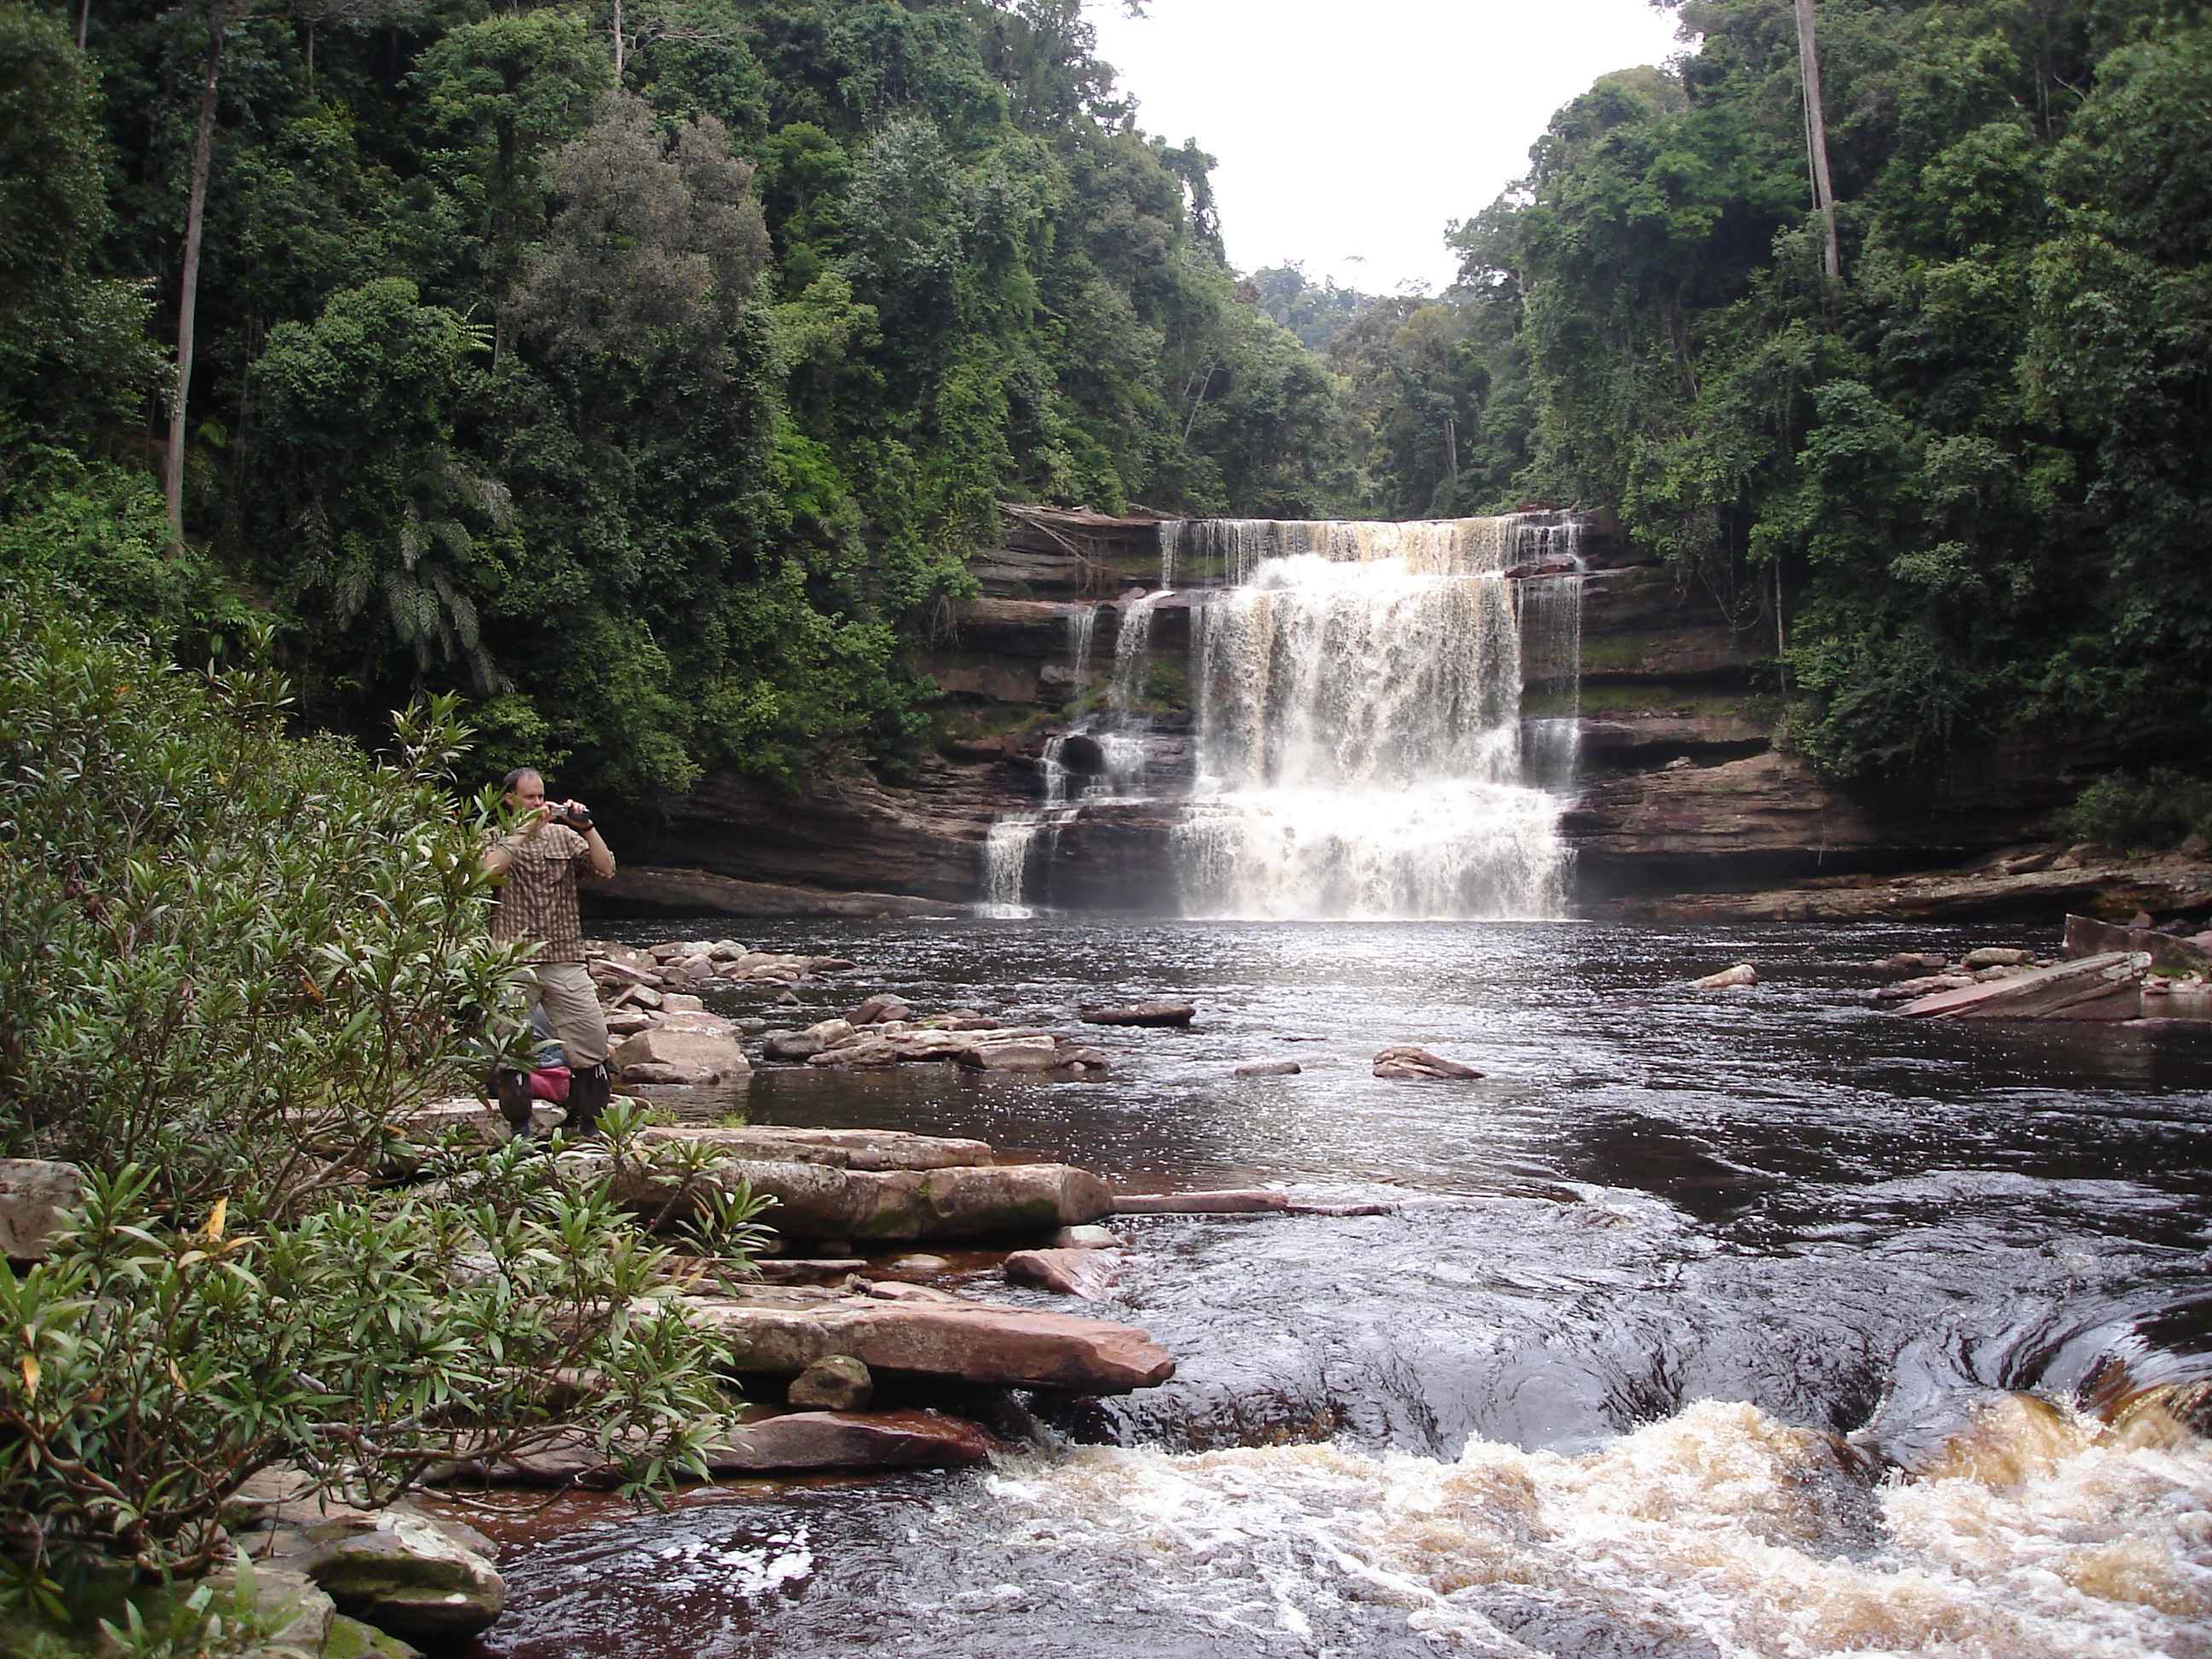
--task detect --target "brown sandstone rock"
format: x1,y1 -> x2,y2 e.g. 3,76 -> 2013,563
1080,1001 -> 1196,1027
1111,1190 -> 1288,1214
689,1296 -> 1174,1392
1004,1247 -> 1120,1300
636,1125 -> 996,1172
1900,951 -> 2148,1021
1372,1045 -> 1483,1080
787,1353 -> 873,1410
611,1022 -> 751,1084
0,1160 -> 82,1262
627,1158 -> 1114,1242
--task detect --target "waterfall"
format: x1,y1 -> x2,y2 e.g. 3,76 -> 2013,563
977,605 -> 1097,918
1172,516 -> 1576,920
977,515 -> 1584,920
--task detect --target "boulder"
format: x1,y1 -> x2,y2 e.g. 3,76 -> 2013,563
603,1009 -> 656,1037
661,992 -> 707,1014
760,1030 -> 823,1062
637,1125 -> 996,1172
610,1021 -> 751,1085
787,1353 -> 873,1410
1900,951 -> 2148,1022
323,1613 -> 424,1658
689,1296 -> 1176,1392
2064,912 -> 2212,975
955,1036 -> 1060,1072
1053,1224 -> 1123,1249
848,994 -> 913,1026
1691,962 -> 1759,989
1053,1042 -> 1112,1072
1961,946 -> 2033,969
1234,1060 -> 1302,1077
205,1564 -> 336,1654
632,1159 -> 1115,1242
1111,1190 -> 1288,1214
0,1160 -> 82,1261
1371,1045 -> 1483,1080
298,1511 -> 504,1640
1080,1001 -> 1196,1027
805,1037 -> 901,1068
804,1017 -> 857,1047
1004,1247 -> 1119,1299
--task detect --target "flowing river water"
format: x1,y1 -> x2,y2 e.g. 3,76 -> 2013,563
462,915 -> 2212,1659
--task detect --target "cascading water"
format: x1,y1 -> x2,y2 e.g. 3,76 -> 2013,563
1173,516 -> 1577,920
979,515 -> 1584,919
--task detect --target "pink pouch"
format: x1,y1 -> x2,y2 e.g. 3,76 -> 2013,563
528,1066 -> 573,1103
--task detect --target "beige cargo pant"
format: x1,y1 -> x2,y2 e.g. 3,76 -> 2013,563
518,960 -> 610,1069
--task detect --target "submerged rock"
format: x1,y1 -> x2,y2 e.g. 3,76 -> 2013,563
1371,1045 -> 1483,1080
1080,1001 -> 1196,1027
1234,1059 -> 1302,1077
1691,963 -> 1759,989
1111,1190 -> 1288,1214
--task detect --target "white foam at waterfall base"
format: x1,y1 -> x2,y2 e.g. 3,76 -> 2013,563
977,1396 -> 2211,1658
1178,546 -> 1572,921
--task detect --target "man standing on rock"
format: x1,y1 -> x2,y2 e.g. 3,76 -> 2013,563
482,767 -> 617,1140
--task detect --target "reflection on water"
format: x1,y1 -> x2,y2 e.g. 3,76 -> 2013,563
480,918 -> 2212,1658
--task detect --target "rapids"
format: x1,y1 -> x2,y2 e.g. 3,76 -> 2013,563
465,916 -> 2212,1659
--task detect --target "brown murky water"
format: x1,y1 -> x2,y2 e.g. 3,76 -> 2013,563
463,917 -> 2212,1658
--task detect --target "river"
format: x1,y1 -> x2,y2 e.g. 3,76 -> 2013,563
462,915 -> 2212,1659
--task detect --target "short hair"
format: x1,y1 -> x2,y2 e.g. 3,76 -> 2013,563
501,766 -> 544,793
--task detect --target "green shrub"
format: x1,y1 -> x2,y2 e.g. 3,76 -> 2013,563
2060,769 -> 2212,850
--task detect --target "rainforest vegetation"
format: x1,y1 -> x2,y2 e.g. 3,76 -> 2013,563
4,0 -> 2209,794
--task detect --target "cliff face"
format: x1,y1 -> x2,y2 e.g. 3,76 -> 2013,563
608,508 -> 2184,913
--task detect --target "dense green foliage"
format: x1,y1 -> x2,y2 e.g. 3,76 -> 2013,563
0,583 -> 739,1579
3,0 -> 1333,796
1334,4 -> 2212,777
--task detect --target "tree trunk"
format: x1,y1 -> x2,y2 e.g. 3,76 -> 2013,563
1795,0 -> 1842,282
77,0 -> 90,49
165,0 -> 228,546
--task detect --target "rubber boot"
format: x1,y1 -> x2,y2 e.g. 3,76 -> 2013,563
566,1061 -> 612,1141
492,1068 -> 537,1144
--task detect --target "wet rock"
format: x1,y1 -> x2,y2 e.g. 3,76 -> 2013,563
701,1410 -> 996,1472
1961,946 -> 2033,969
690,1296 -> 1176,1392
847,994 -> 912,1026
1052,1224 -> 1123,1249
323,1612 -> 423,1658
955,1036 -> 1059,1071
1871,973 -> 1974,1002
1900,950 -> 2148,1022
0,1159 -> 82,1262
803,1017 -> 856,1047
937,1010 -> 1005,1031
1372,1045 -> 1483,1080
638,1159 -> 1114,1243
893,1254 -> 951,1272
1005,1247 -> 1119,1299
1111,1190 -> 1289,1214
636,1125 -> 996,1172
298,1511 -> 504,1640
610,1020 -> 751,1085
1080,1001 -> 1196,1027
1053,1041 -> 1113,1072
752,1258 -> 867,1284
2064,912 -> 2212,975
1691,963 -> 1759,989
1235,1059 -> 1302,1077
1880,952 -> 1948,974
806,1037 -> 901,1068
787,1353 -> 873,1410
760,1030 -> 823,1062
865,1281 -> 961,1302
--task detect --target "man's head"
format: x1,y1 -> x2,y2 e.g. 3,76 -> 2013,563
503,767 -> 546,812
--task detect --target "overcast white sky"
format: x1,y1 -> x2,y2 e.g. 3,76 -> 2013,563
1086,0 -> 1690,294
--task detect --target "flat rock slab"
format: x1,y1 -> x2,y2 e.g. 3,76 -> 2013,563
464,1411 -> 997,1487
1901,951 -> 2148,1021
1111,1190 -> 1288,1214
617,1158 -> 1115,1243
1081,1002 -> 1196,1027
1004,1247 -> 1120,1299
637,1125 -> 995,1172
0,1159 -> 82,1261
1234,1060 -> 1302,1077
688,1296 -> 1175,1392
